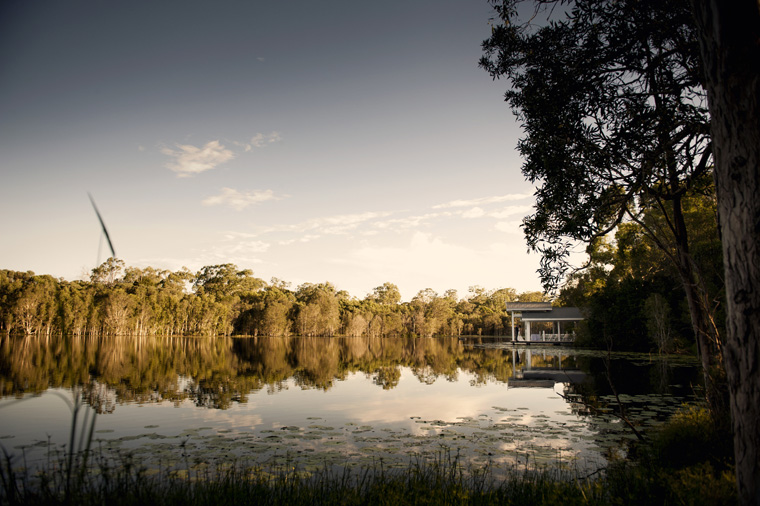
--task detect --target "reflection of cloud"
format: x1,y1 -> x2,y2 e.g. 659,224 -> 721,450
202,188 -> 281,211
327,369 -> 570,429
433,193 -> 531,209
162,140 -> 234,177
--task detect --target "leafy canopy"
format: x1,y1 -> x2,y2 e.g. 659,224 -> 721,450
481,0 -> 711,292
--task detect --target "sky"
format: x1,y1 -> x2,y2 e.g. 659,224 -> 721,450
0,0 -> 552,302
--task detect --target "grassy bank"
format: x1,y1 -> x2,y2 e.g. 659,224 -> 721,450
1,405 -> 736,505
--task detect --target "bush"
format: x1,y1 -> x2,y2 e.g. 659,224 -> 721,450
650,404 -> 732,470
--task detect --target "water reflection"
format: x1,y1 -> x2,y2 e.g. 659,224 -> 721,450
2,335 -> 521,405
1,334 -> 701,410
0,335 -> 702,476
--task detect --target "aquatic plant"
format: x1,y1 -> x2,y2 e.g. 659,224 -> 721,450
0,435 -> 738,506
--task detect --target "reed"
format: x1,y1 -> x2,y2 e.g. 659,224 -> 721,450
0,404 -> 735,505
0,443 -> 734,505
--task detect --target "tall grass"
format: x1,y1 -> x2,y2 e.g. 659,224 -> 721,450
0,444 -> 735,505
1,404 -> 736,505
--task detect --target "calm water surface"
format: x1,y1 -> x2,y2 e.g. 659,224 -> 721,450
0,335 -> 701,478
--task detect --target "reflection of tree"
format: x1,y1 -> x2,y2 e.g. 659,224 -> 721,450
561,353 -> 700,422
1,335 -> 525,409
373,366 -> 401,390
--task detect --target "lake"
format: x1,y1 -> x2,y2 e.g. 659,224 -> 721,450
0,335 -> 701,480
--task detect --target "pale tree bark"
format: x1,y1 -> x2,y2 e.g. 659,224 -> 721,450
690,1 -> 760,504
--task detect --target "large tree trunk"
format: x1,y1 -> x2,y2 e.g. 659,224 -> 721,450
690,1 -> 760,504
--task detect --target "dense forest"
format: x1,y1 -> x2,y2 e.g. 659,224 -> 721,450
0,261 -> 548,339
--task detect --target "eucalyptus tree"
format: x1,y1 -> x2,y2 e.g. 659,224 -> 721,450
295,283 -> 340,336
368,282 -> 402,306
410,288 -> 438,337
90,258 -> 126,286
481,0 -> 722,402
689,2 -> 760,502
363,283 -> 403,336
193,264 -> 265,336
58,280 -> 96,337
0,270 -> 25,335
12,274 -> 57,336
123,266 -> 163,335
193,264 -> 264,300
484,0 -> 760,499
101,288 -> 133,336
255,284 -> 296,336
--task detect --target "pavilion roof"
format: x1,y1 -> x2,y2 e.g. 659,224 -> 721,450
519,307 -> 584,322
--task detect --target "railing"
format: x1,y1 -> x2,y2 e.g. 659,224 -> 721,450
515,333 -> 575,343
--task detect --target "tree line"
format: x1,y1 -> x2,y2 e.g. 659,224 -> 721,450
0,260 -> 546,339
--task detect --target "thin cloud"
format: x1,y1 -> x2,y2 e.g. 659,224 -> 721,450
279,234 -> 321,245
202,188 -> 281,211
162,140 -> 234,177
222,240 -> 271,254
488,205 -> 533,219
244,131 -> 282,152
495,220 -> 523,234
433,193 -> 531,209
275,211 -> 394,236
461,207 -> 486,218
374,212 -> 447,230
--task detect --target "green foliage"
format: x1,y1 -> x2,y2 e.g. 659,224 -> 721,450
599,404 -> 737,505
0,263 -> 547,338
559,185 -> 722,351
481,1 -> 727,412
481,0 -> 710,294
649,404 -> 733,471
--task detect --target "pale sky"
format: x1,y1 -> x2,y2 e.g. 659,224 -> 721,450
0,0 -> 551,301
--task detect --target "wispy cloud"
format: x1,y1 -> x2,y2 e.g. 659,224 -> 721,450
279,234 -> 321,245
495,220 -> 523,234
162,140 -> 234,177
488,205 -> 533,219
243,131 -> 282,152
374,212 -> 447,230
221,240 -> 271,254
461,207 -> 486,218
433,193 -> 531,209
202,188 -> 282,211
271,211 -> 394,236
